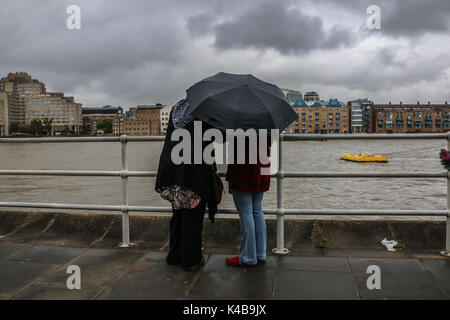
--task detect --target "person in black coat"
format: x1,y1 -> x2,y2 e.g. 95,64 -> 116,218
155,99 -> 217,271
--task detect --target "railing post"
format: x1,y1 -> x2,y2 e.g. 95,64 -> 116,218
442,132 -> 450,256
119,134 -> 132,248
272,133 -> 289,255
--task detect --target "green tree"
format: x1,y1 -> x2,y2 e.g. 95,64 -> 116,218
62,127 -> 72,136
82,117 -> 91,134
96,118 -> 113,134
9,122 -> 19,134
29,119 -> 44,136
43,117 -> 53,136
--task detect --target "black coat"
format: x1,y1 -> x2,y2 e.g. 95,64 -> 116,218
155,109 -> 218,222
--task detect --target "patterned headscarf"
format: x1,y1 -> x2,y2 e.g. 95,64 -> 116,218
172,98 -> 193,129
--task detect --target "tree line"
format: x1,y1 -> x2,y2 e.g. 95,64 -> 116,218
9,117 -> 113,136
9,118 -> 74,136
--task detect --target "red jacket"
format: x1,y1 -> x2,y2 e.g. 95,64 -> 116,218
225,137 -> 271,193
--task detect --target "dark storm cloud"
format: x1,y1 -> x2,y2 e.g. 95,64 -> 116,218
381,0 -> 450,37
210,2 -> 355,54
321,26 -> 354,49
0,0 -> 235,101
0,0 -> 196,106
375,47 -> 406,67
0,1 -> 186,77
186,13 -> 214,37
317,0 -> 450,37
0,0 -> 449,107
303,45 -> 449,94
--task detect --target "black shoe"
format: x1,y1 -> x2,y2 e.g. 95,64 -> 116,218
257,259 -> 266,265
183,255 -> 205,272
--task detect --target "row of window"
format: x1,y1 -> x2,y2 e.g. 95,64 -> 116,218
379,122 -> 450,128
380,112 -> 450,118
294,129 -> 347,133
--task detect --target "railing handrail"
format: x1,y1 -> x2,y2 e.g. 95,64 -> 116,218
0,201 -> 446,216
0,169 -> 447,178
0,133 -> 449,255
0,132 -> 447,143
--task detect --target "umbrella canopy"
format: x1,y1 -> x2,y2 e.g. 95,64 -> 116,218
186,72 -> 297,131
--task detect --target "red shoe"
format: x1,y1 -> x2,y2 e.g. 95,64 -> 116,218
225,256 -> 256,267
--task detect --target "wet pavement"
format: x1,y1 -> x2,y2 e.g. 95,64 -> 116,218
0,242 -> 449,300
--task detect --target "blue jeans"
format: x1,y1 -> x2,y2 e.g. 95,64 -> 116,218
232,191 -> 267,265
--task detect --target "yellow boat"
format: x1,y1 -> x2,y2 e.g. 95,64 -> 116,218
341,153 -> 388,163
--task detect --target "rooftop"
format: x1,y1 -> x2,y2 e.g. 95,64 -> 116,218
137,104 -> 163,110
292,98 -> 346,108
82,106 -> 123,115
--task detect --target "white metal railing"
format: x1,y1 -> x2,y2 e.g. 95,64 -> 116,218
0,133 -> 449,256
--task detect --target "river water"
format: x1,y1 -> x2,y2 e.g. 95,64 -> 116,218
0,139 -> 447,218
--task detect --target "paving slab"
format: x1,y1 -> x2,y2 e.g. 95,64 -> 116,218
1,241 -> 450,300
0,260 -> 59,299
273,269 -> 359,300
187,255 -> 276,300
97,251 -> 200,300
277,256 -> 350,273
40,248 -> 145,289
13,284 -> 100,300
0,243 -> 29,261
349,258 -> 449,300
420,259 -> 450,297
6,245 -> 85,264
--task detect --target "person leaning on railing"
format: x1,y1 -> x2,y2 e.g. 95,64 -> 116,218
155,98 -> 217,272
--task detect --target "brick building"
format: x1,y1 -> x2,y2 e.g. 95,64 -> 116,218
83,105 -> 124,134
113,104 -> 162,136
287,98 -> 350,134
371,101 -> 450,133
160,104 -> 173,135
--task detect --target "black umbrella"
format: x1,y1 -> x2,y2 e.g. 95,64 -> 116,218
186,72 -> 297,131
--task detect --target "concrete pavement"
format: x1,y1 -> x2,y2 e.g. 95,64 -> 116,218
0,241 -> 449,300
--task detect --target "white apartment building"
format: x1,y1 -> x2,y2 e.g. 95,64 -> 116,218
160,103 -> 174,135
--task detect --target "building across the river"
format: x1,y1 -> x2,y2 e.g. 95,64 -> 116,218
303,91 -> 320,104
281,88 -> 303,106
371,101 -> 450,133
113,104 -> 162,136
0,91 -> 8,136
348,98 -> 372,133
125,107 -> 137,119
0,72 -> 82,135
82,105 -> 124,134
160,104 -> 174,135
287,96 -> 350,134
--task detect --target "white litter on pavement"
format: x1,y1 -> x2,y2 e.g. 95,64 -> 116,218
381,238 -> 398,252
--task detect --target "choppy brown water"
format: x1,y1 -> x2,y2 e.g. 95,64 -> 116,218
0,139 -> 447,215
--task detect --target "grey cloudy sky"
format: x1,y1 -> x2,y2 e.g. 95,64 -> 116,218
1,0 -> 449,110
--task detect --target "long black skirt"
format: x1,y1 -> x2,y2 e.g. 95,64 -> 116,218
166,201 -> 206,269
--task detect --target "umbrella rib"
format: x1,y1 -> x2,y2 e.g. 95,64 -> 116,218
228,85 -> 246,130
191,84 -> 247,111
248,87 -> 277,129
187,73 -> 295,130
